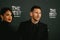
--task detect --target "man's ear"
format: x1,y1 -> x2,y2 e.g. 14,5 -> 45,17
30,12 -> 32,17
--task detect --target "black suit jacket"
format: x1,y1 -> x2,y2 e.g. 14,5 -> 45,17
18,20 -> 48,40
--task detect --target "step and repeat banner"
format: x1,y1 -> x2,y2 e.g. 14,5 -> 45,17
0,0 -> 60,40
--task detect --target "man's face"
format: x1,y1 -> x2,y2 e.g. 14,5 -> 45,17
1,10 -> 13,23
31,8 -> 42,21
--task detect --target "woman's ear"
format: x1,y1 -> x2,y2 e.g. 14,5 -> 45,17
0,15 -> 3,20
30,12 -> 32,17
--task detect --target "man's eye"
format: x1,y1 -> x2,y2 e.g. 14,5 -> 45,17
35,12 -> 38,13
6,14 -> 9,16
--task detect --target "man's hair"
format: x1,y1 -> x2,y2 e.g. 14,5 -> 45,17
30,5 -> 42,12
0,7 -> 14,17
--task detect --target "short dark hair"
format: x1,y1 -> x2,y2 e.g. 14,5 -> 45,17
30,5 -> 42,12
0,7 -> 14,17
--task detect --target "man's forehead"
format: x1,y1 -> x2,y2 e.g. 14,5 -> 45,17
33,8 -> 41,12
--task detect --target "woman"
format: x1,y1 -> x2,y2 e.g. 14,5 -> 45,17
0,7 -> 16,40
0,7 -> 14,32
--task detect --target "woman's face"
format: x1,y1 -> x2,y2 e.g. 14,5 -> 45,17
1,10 -> 13,23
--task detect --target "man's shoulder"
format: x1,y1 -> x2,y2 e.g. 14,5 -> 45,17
18,20 -> 30,30
20,20 -> 31,24
39,22 -> 47,26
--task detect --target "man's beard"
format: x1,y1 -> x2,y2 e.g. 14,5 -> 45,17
33,17 -> 40,22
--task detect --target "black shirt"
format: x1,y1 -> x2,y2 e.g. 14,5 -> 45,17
0,21 -> 16,40
18,19 -> 48,40
0,21 -> 13,32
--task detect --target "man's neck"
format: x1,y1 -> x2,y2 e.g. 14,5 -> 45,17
31,18 -> 39,24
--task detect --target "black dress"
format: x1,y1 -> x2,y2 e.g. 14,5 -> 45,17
18,19 -> 48,40
0,21 -> 16,40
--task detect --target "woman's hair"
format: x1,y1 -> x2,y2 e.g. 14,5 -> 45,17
0,7 -> 14,22
0,7 -> 14,17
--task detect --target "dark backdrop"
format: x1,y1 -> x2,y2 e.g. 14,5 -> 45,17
0,0 -> 60,40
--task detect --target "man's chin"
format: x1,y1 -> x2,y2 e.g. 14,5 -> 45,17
7,21 -> 12,23
34,19 -> 40,21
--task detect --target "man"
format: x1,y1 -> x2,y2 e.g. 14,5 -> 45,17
18,5 -> 48,40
